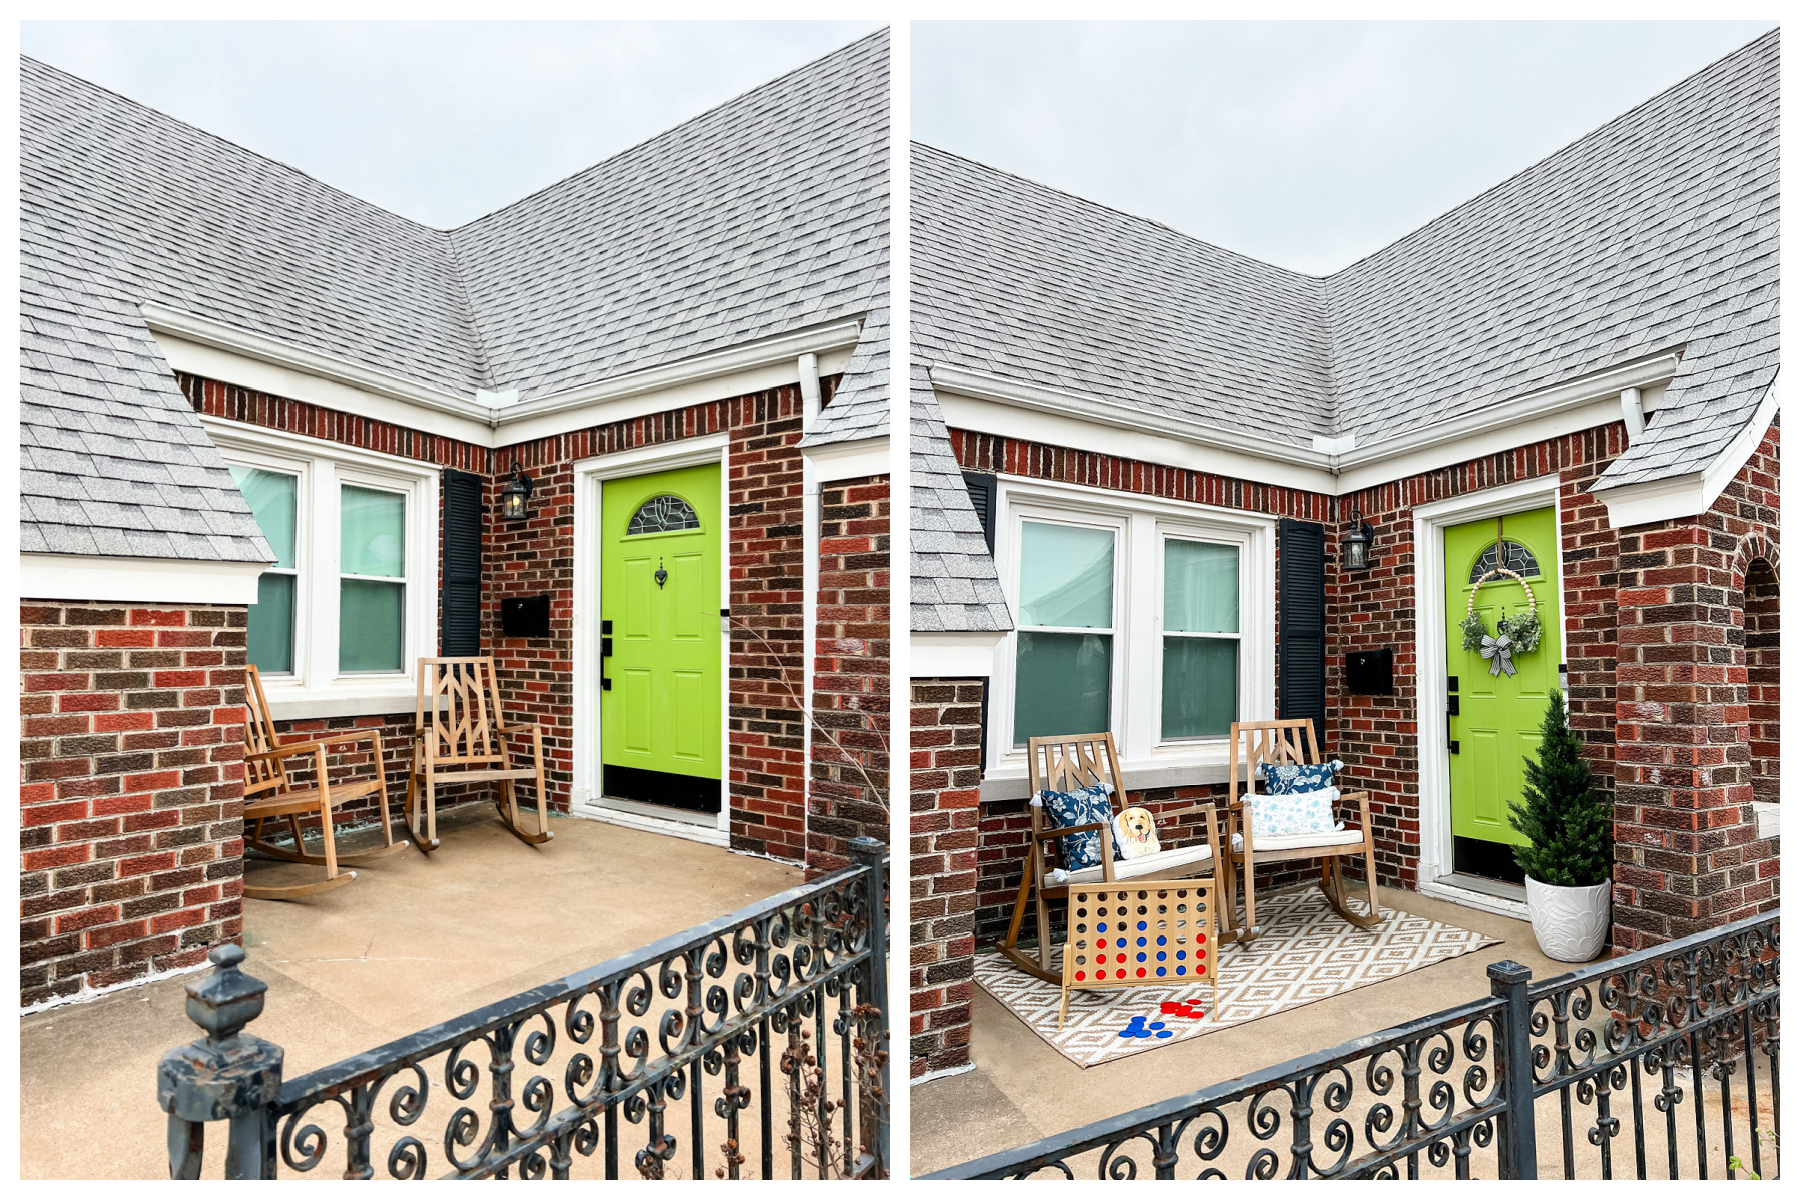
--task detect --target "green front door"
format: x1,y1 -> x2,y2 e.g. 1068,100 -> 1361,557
601,465 -> 722,813
1444,506 -> 1561,883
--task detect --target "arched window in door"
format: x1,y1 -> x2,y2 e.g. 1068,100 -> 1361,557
626,494 -> 700,536
1469,540 -> 1540,582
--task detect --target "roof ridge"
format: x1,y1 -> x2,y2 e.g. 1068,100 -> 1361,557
19,54 -> 445,239
451,27 -> 889,234
912,140 -> 1324,285
1325,26 -> 1778,281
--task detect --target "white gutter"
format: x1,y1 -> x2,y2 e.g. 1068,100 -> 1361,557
799,354 -> 823,855
1620,387 -> 1646,439
141,303 -> 864,432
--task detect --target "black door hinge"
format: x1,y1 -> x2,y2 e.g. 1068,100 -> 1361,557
1448,739 -> 1460,754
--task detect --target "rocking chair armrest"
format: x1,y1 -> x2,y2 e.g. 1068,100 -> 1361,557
1337,789 -> 1372,828
495,722 -> 542,735
1160,802 -> 1221,820
1032,820 -> 1109,842
249,730 -> 383,762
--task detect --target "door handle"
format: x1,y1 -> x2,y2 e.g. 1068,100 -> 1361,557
602,638 -> 613,657
1446,695 -> 1459,716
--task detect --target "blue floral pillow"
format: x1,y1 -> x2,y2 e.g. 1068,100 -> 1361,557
1035,783 -> 1117,870
1265,761 -> 1341,794
1249,788 -> 1343,838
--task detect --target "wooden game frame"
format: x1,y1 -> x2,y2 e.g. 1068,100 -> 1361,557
1059,879 -> 1220,1029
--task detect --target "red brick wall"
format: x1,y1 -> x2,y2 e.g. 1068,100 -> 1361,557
19,602 -> 248,1007
1611,422 -> 1780,951
808,475 -> 891,876
910,678 -> 984,1078
183,370 -> 833,862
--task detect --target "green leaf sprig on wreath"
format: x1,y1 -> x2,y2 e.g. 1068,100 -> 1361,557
1459,566 -> 1543,674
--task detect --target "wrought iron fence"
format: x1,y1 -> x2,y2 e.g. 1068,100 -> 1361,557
158,837 -> 889,1180
926,908 -> 1778,1180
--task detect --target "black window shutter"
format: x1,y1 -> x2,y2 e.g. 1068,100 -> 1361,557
441,468 -> 483,656
1277,518 -> 1327,749
962,471 -> 998,555
962,471 -> 999,769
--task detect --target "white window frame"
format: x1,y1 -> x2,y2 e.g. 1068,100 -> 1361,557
1157,527 -> 1248,744
987,475 -> 1276,783
335,472 -> 415,676
204,418 -> 439,719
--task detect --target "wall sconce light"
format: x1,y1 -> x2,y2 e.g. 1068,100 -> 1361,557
1341,509 -> 1376,571
500,462 -> 534,523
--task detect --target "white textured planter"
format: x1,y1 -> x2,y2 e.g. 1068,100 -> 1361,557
1524,875 -> 1611,962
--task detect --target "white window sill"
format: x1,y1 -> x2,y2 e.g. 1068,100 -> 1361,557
979,754 -> 1235,802
260,682 -> 423,722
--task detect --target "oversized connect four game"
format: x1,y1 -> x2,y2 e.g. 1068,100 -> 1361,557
1058,881 -> 1218,1029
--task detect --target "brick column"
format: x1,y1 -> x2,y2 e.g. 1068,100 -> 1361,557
807,475 -> 891,876
909,677 -> 984,1078
728,384 -> 808,861
19,602 -> 248,1007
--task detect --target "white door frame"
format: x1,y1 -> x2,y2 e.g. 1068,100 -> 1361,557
570,433 -> 731,847
1411,473 -> 1565,917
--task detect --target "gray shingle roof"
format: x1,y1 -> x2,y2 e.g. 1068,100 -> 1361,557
910,364 -> 1011,634
21,29 -> 888,561
912,30 -> 1778,631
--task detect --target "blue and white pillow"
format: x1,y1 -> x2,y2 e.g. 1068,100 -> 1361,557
1265,760 -> 1343,795
1034,783 -> 1117,870
1249,787 -> 1343,838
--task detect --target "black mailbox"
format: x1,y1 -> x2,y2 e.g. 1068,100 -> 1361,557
1345,647 -> 1394,696
500,594 -> 551,639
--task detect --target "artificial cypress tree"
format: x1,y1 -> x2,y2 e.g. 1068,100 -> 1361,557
1507,690 -> 1613,887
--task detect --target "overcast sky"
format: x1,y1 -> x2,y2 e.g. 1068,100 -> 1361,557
915,20 -> 1776,275
21,20 -> 884,229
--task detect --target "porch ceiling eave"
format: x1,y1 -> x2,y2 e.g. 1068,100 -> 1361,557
801,432 -> 889,483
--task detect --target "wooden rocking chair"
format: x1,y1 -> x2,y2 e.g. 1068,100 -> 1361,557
1222,719 -> 1384,946
241,664 -> 408,899
999,732 -> 1232,984
405,656 -> 552,852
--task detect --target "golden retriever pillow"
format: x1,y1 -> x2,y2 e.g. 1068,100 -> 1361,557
1111,806 -> 1160,859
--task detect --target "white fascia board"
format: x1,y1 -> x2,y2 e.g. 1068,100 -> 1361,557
1335,354 -> 1681,472
1590,375 -> 1780,529
938,392 -> 1337,494
147,304 -> 862,451
932,364 -> 1335,472
801,435 -> 889,483
21,554 -> 267,606
911,630 -> 1005,678
934,354 -> 1681,498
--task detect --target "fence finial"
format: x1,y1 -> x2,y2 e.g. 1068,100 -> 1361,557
156,944 -> 285,1179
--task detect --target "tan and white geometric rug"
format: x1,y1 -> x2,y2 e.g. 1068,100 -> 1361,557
975,887 -> 1501,1068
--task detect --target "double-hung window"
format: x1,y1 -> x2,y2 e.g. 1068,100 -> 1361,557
208,419 -> 437,712
995,482 -> 1273,775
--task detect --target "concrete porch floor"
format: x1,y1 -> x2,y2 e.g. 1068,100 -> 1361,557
20,804 -> 801,1180
913,884 -> 1606,1176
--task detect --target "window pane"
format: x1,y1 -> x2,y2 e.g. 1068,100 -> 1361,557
1014,632 -> 1112,743
228,466 -> 296,569
1162,637 -> 1238,739
1019,522 -> 1113,628
342,486 -> 405,577
1165,540 -> 1238,633
340,580 -> 403,672
246,572 -> 295,674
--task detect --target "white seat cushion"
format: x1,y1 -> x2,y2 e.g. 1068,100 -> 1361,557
1249,829 -> 1366,852
1051,836 -> 1243,886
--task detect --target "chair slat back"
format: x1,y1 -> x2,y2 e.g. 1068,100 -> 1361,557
1227,719 -> 1322,805
416,657 -> 507,764
242,664 -> 288,798
1026,733 -> 1127,804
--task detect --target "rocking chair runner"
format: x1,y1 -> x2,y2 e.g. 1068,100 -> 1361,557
1222,719 -> 1384,945
241,664 -> 408,899
405,656 -> 553,852
999,732 -> 1236,984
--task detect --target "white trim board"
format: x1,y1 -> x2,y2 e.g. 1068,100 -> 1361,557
801,435 -> 890,484
1592,375 -> 1781,527
934,353 -> 1681,501
20,554 -> 266,606
1411,473 -> 1565,897
569,434 -> 732,840
910,631 -> 1005,678
151,306 -> 859,451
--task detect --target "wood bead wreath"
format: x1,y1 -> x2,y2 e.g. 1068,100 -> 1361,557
1458,566 -> 1544,677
